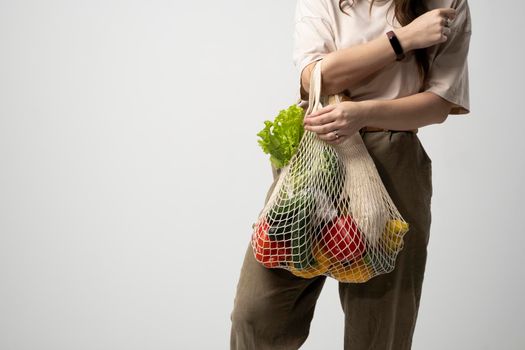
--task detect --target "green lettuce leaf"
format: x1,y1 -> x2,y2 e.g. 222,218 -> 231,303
256,104 -> 305,169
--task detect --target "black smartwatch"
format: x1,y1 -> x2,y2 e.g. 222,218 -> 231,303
386,30 -> 405,61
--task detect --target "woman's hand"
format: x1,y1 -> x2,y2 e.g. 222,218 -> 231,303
303,101 -> 366,145
396,7 -> 457,51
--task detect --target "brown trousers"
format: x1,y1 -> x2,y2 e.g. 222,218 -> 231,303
230,130 -> 433,350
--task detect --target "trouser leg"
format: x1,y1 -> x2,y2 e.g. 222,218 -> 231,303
338,131 -> 433,350
230,243 -> 326,350
230,165 -> 326,350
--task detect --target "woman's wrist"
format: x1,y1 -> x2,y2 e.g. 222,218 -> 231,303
392,27 -> 414,52
356,100 -> 378,128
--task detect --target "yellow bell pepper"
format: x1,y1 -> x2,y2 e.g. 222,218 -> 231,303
330,260 -> 374,283
288,243 -> 331,279
382,219 -> 409,252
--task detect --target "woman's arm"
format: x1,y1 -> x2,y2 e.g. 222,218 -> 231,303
358,91 -> 453,129
303,92 -> 453,143
300,31 -> 411,98
300,8 -> 457,98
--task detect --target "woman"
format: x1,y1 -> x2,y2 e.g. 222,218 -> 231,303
230,0 -> 471,349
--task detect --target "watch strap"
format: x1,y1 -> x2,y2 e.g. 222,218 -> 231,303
386,30 -> 405,61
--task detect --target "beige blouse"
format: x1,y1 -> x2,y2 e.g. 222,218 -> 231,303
292,0 -> 472,115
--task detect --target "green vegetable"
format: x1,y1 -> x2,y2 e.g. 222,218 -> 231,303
316,148 -> 344,204
257,104 -> 306,169
267,188 -> 314,241
289,190 -> 317,269
265,187 -> 316,269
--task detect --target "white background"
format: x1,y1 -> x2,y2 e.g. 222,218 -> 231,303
1,1 -> 523,349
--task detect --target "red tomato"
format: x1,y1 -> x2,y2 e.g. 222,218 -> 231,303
321,215 -> 366,263
252,219 -> 291,268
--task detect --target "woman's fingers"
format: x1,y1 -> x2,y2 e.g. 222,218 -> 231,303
304,120 -> 340,134
317,131 -> 340,142
317,129 -> 348,145
439,7 -> 456,20
324,136 -> 345,145
304,111 -> 337,126
437,9 -> 455,42
304,113 -> 337,127
305,104 -> 336,119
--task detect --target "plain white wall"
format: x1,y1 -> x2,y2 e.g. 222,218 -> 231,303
0,1 -> 523,349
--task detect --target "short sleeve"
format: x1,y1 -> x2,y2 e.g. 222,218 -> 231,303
424,0 -> 472,115
292,0 -> 336,101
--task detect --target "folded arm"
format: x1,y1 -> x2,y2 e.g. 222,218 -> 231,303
300,7 -> 458,99
300,29 -> 414,99
357,91 -> 454,130
304,91 -> 453,140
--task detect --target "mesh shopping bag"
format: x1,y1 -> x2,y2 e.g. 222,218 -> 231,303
251,58 -> 410,283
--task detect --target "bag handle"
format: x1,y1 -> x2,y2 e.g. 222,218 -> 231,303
303,58 -> 363,148
304,58 -> 342,116
305,59 -> 323,116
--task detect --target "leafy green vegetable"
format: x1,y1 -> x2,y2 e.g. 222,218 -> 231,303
267,187 -> 314,241
317,148 -> 344,204
257,104 -> 305,169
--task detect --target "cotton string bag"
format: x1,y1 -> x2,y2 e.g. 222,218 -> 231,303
251,58 -> 410,282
